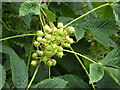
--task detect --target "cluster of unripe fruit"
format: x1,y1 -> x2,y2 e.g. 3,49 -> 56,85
31,22 -> 75,67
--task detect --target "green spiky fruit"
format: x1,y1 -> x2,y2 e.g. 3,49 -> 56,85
33,41 -> 40,47
36,50 -> 43,56
46,45 -> 53,51
45,34 -> 52,40
31,60 -> 38,66
36,30 -> 44,36
57,22 -> 63,28
67,38 -> 74,44
41,38 -> 46,43
51,59 -> 57,66
57,46 -> 63,52
61,42 -> 70,47
45,51 -> 54,56
52,44 -> 58,49
46,61 -> 52,66
42,56 -> 48,62
57,29 -> 64,36
37,37 -> 43,42
44,25 -> 51,32
32,53 -> 38,59
57,52 -> 64,58
67,26 -> 75,33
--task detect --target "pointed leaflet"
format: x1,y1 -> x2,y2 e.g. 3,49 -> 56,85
19,1 -> 40,16
104,67 -> 120,85
74,26 -> 85,42
33,78 -> 68,88
0,64 -> 6,89
101,46 -> 120,67
81,19 -> 118,46
96,72 -> 119,88
1,44 -> 28,88
90,28 -> 116,47
81,19 -> 118,36
44,8 -> 56,22
89,63 -> 104,84
58,75 -> 89,88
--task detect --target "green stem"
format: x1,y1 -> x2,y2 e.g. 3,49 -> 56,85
69,47 -> 95,90
48,0 -> 52,6
64,3 -> 112,28
40,8 -> 47,17
48,66 -> 51,79
39,12 -> 46,34
0,18 -> 11,31
39,14 -> 44,28
27,22 -> 40,71
26,66 -> 39,90
27,36 -> 35,72
64,49 -> 98,64
0,34 -> 36,41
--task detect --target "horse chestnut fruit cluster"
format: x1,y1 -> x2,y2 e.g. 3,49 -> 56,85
31,22 -> 75,67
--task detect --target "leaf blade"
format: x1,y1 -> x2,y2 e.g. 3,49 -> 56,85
104,67 -> 120,85
19,1 -> 40,16
1,45 -> 28,88
58,75 -> 89,88
89,63 -> 104,84
0,64 -> 6,90
33,78 -> 68,88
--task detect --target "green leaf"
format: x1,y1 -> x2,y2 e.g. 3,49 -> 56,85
55,54 -> 83,74
104,67 -> 120,85
90,28 -> 116,47
0,64 -> 6,90
33,78 -> 68,88
89,63 -> 104,84
103,46 -> 120,60
74,26 -> 85,42
101,46 -> 120,67
112,3 -> 120,27
96,5 -> 114,18
58,75 -> 89,88
30,63 -> 48,83
87,1 -> 98,18
44,8 -> 56,22
22,14 -> 32,28
81,19 -> 118,47
81,19 -> 118,36
1,44 -> 28,88
41,3 -> 48,8
96,72 -> 120,88
102,57 -> 120,68
58,17 -> 74,24
59,3 -> 76,18
19,1 -> 40,16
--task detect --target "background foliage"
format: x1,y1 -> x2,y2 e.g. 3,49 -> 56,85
0,1 -> 120,89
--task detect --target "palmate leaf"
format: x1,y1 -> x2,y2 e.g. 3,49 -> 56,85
0,64 -> 6,90
81,19 -> 118,36
19,1 -> 40,16
1,44 -> 28,88
89,63 -> 104,84
33,78 -> 68,88
81,19 -> 118,46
